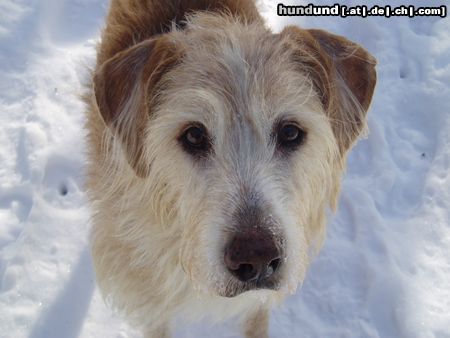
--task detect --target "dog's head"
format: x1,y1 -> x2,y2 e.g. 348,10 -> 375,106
93,14 -> 376,298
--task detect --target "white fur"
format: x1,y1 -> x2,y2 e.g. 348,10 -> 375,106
88,13 -> 347,337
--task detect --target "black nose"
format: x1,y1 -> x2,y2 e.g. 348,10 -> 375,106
224,228 -> 282,283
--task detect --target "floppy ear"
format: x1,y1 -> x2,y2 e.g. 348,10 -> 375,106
281,26 -> 377,154
93,36 -> 182,177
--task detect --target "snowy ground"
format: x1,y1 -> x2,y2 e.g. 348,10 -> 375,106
0,0 -> 449,337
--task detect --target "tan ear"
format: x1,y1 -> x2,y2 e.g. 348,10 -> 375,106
94,36 -> 182,177
281,26 -> 377,154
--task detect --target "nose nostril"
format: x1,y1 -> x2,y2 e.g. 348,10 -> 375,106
266,258 -> 281,278
232,263 -> 258,282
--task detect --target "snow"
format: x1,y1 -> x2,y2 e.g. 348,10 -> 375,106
0,0 -> 449,337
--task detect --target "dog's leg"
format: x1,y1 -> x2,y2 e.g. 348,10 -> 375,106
143,323 -> 171,338
243,307 -> 270,338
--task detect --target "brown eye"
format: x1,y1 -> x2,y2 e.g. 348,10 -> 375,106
179,124 -> 211,156
277,123 -> 306,151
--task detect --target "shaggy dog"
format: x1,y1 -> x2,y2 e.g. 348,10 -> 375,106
85,0 -> 376,337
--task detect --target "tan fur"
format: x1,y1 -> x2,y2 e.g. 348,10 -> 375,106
97,0 -> 261,65
281,26 -> 377,155
85,1 -> 376,337
243,307 -> 269,338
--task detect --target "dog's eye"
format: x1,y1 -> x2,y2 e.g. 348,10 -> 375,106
179,124 -> 211,155
277,123 -> 306,151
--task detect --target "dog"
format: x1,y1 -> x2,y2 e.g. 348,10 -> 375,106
85,1 -> 376,337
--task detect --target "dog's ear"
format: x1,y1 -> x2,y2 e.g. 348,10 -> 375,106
94,36 -> 182,177
281,26 -> 377,154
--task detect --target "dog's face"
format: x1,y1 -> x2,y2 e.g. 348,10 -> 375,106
93,15 -> 376,298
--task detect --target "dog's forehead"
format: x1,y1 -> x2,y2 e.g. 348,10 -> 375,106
164,19 -> 322,128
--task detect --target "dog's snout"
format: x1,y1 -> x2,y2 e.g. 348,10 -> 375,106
224,229 -> 282,283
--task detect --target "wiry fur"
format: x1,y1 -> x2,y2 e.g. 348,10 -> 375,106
85,1 -> 376,337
